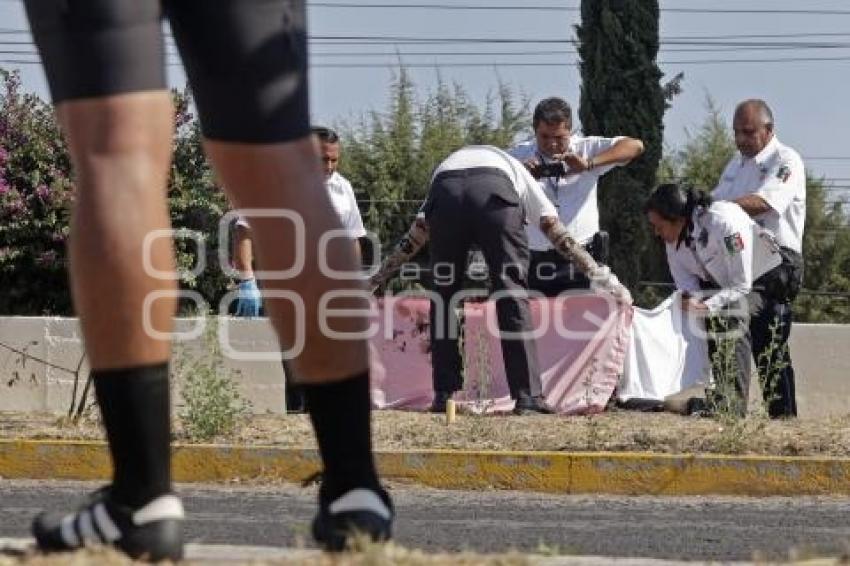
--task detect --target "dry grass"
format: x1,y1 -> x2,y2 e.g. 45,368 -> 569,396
3,409 -> 850,457
0,543 -> 535,565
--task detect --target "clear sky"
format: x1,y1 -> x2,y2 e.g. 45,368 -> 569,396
1,0 -> 848,205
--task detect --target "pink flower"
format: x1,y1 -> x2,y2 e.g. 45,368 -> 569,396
35,184 -> 50,200
4,199 -> 24,215
0,178 -> 9,196
0,147 -> 8,165
36,250 -> 59,267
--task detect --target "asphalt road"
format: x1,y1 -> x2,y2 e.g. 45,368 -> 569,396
1,480 -> 849,562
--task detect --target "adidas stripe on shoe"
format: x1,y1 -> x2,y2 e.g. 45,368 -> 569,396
32,488 -> 184,562
312,487 -> 394,552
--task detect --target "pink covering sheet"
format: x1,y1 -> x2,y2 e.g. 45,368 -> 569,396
370,295 -> 633,415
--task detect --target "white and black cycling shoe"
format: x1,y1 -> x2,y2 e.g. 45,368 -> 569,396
32,487 -> 184,562
312,486 -> 394,551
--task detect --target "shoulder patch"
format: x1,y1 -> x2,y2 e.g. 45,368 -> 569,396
724,232 -> 745,255
776,164 -> 792,183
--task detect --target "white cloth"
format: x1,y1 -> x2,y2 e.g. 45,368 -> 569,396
235,171 -> 366,239
712,136 -> 806,253
618,292 -> 709,402
431,145 -> 558,225
666,201 -> 783,312
509,135 -> 624,250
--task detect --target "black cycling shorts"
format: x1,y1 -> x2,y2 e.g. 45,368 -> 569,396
23,0 -> 309,143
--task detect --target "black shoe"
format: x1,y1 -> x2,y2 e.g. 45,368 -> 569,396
312,486 -> 394,551
685,397 -> 712,417
286,392 -> 306,414
32,487 -> 184,562
429,390 -> 453,413
513,394 -> 554,415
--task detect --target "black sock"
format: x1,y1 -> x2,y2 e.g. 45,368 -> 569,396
93,363 -> 172,508
304,371 -> 380,502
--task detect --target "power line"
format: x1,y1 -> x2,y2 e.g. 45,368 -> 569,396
9,44 -> 850,58
297,56 -> 850,67
4,43 -> 850,55
7,56 -> 850,68
3,0 -> 850,14
305,2 -> 850,16
2,29 -> 850,41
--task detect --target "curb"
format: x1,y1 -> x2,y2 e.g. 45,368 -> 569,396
2,439 -> 850,496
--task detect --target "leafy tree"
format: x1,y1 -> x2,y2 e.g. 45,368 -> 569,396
0,65 -> 529,313
0,73 -> 230,315
795,182 -> 850,322
658,97 -> 735,191
0,70 -> 74,314
338,68 -> 529,250
577,0 -> 666,288
167,89 -> 231,315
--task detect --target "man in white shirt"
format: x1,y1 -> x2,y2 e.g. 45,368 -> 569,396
369,145 -> 631,415
234,126 -> 367,315
510,97 -> 644,295
233,126 -> 367,411
711,100 -> 804,418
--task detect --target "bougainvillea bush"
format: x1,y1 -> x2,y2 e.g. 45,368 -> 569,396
0,70 -> 74,314
0,71 -> 231,315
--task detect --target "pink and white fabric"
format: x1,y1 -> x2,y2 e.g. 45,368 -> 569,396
369,295 -> 633,415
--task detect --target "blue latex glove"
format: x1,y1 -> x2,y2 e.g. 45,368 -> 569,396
235,278 -> 262,317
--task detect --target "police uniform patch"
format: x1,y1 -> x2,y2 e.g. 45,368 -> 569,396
724,232 -> 745,254
776,164 -> 792,183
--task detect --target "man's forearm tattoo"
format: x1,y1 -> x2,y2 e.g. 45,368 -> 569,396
540,217 -> 599,276
372,217 -> 430,287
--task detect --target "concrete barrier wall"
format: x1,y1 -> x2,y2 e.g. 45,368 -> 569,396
0,317 -> 286,415
789,324 -> 850,418
0,317 -> 847,417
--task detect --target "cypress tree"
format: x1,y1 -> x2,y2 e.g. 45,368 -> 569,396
577,0 -> 665,288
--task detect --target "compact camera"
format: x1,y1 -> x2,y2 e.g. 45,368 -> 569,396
530,160 -> 569,179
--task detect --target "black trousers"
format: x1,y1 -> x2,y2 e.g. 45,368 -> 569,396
282,360 -> 306,413
527,232 -> 608,297
703,259 -> 799,418
425,167 -> 541,400
750,292 -> 797,418
704,299 -> 753,418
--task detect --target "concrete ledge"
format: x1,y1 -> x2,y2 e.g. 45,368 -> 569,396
2,316 -> 848,417
3,439 -> 850,496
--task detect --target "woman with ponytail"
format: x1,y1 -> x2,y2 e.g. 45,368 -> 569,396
644,183 -> 787,417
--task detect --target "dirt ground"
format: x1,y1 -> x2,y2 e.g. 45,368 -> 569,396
0,545 -> 535,566
3,408 -> 850,457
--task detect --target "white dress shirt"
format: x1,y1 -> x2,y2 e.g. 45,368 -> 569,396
712,136 -> 805,253
236,170 -> 367,239
666,201 -> 783,312
509,135 -> 624,250
430,145 -> 558,226
325,171 -> 367,238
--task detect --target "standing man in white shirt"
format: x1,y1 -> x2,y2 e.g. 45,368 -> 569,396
712,99 -> 805,418
233,126 -> 368,412
510,97 -> 645,295
369,145 -> 632,415
234,125 -> 367,306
